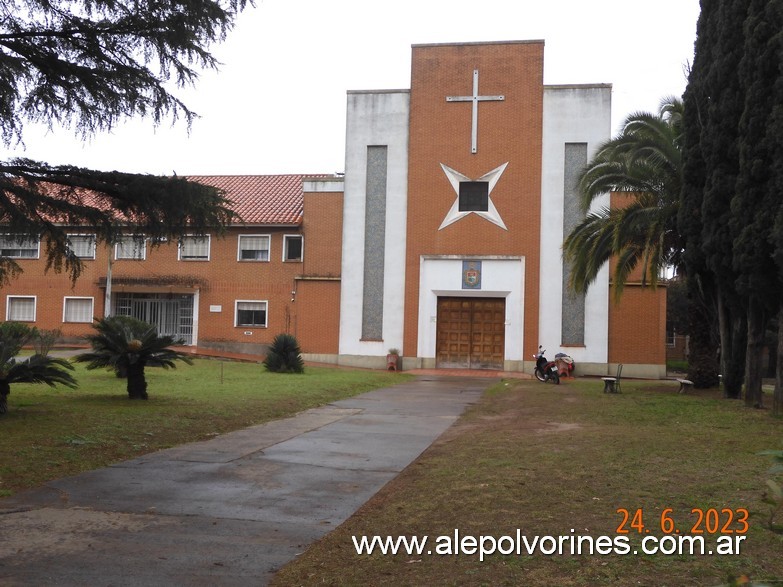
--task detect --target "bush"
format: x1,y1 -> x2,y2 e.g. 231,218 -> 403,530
263,334 -> 305,374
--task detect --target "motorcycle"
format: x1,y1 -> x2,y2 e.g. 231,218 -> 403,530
533,346 -> 560,384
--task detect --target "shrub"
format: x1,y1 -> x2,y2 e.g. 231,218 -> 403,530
263,334 -> 305,374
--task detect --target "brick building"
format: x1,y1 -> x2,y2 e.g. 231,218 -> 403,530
1,40 -> 666,377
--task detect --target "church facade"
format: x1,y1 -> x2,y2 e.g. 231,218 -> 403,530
315,40 -> 665,377
1,40 -> 666,377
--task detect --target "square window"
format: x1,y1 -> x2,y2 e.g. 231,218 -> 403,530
6,296 -> 36,321
115,236 -> 146,260
235,301 -> 267,327
179,235 -> 210,260
63,297 -> 94,323
283,235 -> 303,262
0,234 -> 39,259
458,181 -> 489,212
67,234 -> 96,259
237,235 -> 270,261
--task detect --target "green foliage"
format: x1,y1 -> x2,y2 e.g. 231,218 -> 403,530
678,0 -> 783,398
0,322 -> 76,414
563,97 -> 684,297
0,161 -> 236,285
74,316 -> 192,399
0,0 -> 250,144
263,333 -> 305,374
0,0 -> 249,284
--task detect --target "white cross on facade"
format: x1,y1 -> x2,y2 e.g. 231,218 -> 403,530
446,69 -> 505,154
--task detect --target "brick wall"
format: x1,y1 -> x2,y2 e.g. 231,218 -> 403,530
291,190 -> 343,354
403,41 -> 545,359
608,284 -> 667,365
1,228 -> 307,352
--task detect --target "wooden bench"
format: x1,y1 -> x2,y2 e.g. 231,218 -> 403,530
676,378 -> 694,394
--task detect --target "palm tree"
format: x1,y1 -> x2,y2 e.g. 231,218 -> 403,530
563,96 -> 684,296
0,322 -> 77,414
74,316 -> 193,400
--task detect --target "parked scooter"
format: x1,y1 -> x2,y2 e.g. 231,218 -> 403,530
533,346 -> 560,384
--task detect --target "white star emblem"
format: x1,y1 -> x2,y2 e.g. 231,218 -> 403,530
438,162 -> 508,230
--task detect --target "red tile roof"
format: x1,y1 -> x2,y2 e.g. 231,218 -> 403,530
186,175 -> 323,226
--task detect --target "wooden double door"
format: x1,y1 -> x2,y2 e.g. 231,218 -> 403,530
436,297 -> 505,370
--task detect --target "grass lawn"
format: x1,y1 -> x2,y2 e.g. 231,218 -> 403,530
272,377 -> 783,587
0,359 -> 409,497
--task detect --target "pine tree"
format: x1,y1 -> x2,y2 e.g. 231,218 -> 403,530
0,0 -> 250,283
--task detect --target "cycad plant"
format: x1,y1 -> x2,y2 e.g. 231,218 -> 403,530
0,322 -> 76,415
75,316 -> 192,400
263,333 -> 305,373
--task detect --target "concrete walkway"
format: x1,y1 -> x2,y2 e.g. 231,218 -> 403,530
0,376 -> 489,586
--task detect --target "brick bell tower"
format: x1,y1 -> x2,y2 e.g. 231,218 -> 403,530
403,41 -> 545,370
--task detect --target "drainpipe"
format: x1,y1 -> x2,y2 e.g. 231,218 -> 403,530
104,247 -> 112,317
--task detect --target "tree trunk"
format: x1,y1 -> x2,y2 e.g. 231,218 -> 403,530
718,290 -> 747,399
745,297 -> 767,409
687,289 -> 720,388
0,380 -> 9,414
767,338 -> 778,379
773,304 -> 783,418
126,362 -> 148,400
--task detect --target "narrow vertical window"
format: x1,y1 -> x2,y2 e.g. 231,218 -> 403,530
283,235 -> 303,262
562,143 -> 587,346
362,145 -> 387,340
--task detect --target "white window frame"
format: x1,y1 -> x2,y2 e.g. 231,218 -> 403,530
179,235 -> 211,261
66,234 -> 97,260
0,234 -> 40,259
282,234 -> 303,262
237,234 -> 271,262
234,300 -> 268,328
115,235 -> 147,260
6,295 -> 36,322
63,297 -> 94,323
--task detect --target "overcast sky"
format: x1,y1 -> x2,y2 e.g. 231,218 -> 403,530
9,0 -> 701,176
